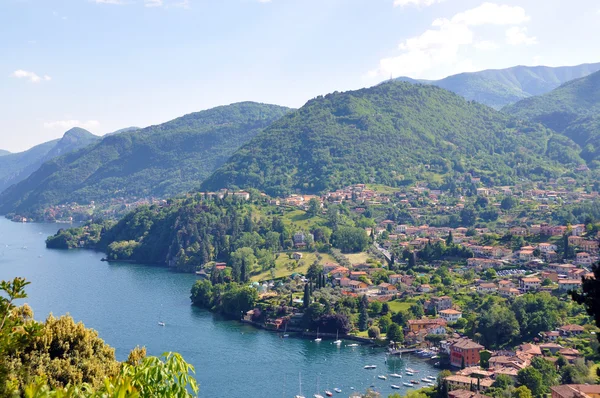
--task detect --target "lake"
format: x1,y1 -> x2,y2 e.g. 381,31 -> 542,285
0,218 -> 440,397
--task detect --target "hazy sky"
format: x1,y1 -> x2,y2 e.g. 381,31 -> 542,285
2,0 -> 599,152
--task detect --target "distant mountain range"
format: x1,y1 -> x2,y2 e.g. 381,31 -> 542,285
504,69 -> 600,166
0,128 -> 99,193
0,102 -> 290,217
201,81 -> 582,197
396,63 -> 600,109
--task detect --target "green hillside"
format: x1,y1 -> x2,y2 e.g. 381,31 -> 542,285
397,62 -> 600,109
0,102 -> 290,218
0,128 -> 99,193
201,81 -> 583,197
504,70 -> 600,167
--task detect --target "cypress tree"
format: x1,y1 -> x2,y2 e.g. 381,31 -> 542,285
303,284 -> 310,308
358,295 -> 369,331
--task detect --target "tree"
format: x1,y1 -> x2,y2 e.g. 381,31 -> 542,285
475,305 -> 520,349
386,323 -> 403,343
480,350 -> 492,369
331,226 -> 369,253
358,295 -> 369,332
410,303 -> 424,318
493,374 -> 513,389
572,261 -> 600,348
512,386 -> 533,398
230,247 -> 256,282
501,196 -> 516,210
306,261 -> 324,282
460,206 -> 477,226
190,280 -> 213,308
303,283 -> 311,309
517,367 -> 544,397
368,326 -> 381,339
307,198 -> 320,217
378,314 -> 392,333
368,301 -> 383,317
446,231 -> 453,246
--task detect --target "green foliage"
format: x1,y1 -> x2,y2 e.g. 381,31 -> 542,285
505,70 -> 600,167
386,323 -> 403,343
1,278 -> 198,397
367,326 -> 380,339
331,226 -> 369,253
511,292 -> 565,340
0,103 -> 290,218
202,82 -> 580,196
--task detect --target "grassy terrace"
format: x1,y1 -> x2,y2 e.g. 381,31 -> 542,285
251,251 -> 337,282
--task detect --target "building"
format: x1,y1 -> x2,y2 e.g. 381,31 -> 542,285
378,282 -> 397,294
292,252 -> 303,260
576,252 -> 593,266
519,277 -> 541,291
407,318 -> 447,333
389,274 -> 403,285
445,375 -> 493,391
449,391 -> 492,398
551,385 -> 600,398
420,284 -> 432,293
450,338 -> 483,368
558,324 -> 585,336
431,296 -> 453,311
558,279 -> 582,292
477,283 -> 498,293
439,309 -> 463,323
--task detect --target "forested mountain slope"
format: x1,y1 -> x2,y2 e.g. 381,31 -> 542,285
0,128 -> 99,193
396,63 -> 600,109
202,81 -> 583,197
0,102 -> 290,218
504,70 -> 600,167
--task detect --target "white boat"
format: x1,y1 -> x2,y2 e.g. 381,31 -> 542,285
314,395 -> 324,398
315,328 -> 322,342
283,323 -> 289,338
334,388 -> 342,393
378,375 -> 387,380
391,385 -> 401,390
158,321 -> 165,326
421,378 -> 430,382
405,371 -> 414,376
325,390 -> 333,397
347,343 -> 359,347
333,330 -> 341,345
314,375 -> 324,398
364,365 -> 377,369
403,382 -> 413,387
390,373 -> 403,378
427,383 -> 435,387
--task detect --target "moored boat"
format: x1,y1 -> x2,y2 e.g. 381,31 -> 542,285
377,375 -> 387,380
334,388 -> 342,393
364,365 -> 377,369
403,382 -> 413,387
390,373 -> 403,378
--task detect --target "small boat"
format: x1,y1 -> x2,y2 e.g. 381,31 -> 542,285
390,373 -> 403,378
314,395 -> 324,398
426,376 -> 437,381
347,343 -> 359,347
405,371 -> 414,376
295,371 -> 305,398
411,380 -> 420,384
421,378 -> 430,382
391,385 -> 401,390
314,375 -> 324,398
378,375 -> 387,380
403,382 -> 413,387
315,328 -> 322,342
283,323 -> 289,338
364,365 -> 377,369
333,330 -> 341,345
427,383 -> 435,387
158,321 -> 165,326
334,388 -> 342,393
405,367 -> 417,372
325,391 -> 333,397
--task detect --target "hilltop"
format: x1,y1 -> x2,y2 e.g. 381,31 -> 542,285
396,63 -> 600,109
201,81 -> 583,197
0,128 -> 99,193
0,102 -> 290,218
504,70 -> 600,167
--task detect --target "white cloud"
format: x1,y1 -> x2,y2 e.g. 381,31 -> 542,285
393,0 -> 443,7
145,0 -> 163,6
474,40 -> 498,50
367,2 -> 532,79
506,26 -> 537,46
93,0 -> 125,4
452,2 -> 530,26
43,120 -> 100,131
11,70 -> 51,83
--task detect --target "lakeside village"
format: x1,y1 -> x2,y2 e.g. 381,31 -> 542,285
41,175 -> 600,397
188,182 -> 600,398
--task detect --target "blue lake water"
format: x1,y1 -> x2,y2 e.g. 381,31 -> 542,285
0,218 -> 439,397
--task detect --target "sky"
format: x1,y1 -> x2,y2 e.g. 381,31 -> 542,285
1,0 -> 599,152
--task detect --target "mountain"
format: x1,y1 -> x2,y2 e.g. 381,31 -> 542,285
0,128 -> 99,193
201,81 -> 583,197
0,102 -> 290,218
504,70 -> 600,167
396,63 -> 600,109
105,127 -> 140,136
0,150 -> 10,157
